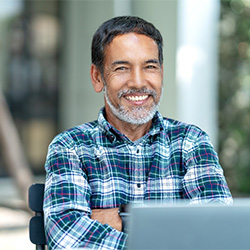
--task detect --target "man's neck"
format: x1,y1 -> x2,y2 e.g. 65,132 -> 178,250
116,121 -> 152,142
105,109 -> 152,142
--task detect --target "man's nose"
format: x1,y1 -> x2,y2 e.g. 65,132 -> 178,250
128,68 -> 146,88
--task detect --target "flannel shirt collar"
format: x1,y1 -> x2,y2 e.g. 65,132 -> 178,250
97,107 -> 164,143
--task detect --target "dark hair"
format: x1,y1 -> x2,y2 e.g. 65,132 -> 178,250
91,16 -> 163,72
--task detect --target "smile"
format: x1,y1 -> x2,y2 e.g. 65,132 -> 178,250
124,95 -> 149,101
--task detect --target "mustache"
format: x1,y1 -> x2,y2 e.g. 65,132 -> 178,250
117,88 -> 158,99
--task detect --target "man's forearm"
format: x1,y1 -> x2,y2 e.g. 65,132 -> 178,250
91,207 -> 122,231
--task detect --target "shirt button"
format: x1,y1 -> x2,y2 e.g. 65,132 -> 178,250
136,148 -> 140,154
137,183 -> 141,188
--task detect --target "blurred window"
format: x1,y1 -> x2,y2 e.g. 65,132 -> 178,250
0,0 -> 60,175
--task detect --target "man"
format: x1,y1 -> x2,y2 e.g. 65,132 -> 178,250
44,16 -> 232,250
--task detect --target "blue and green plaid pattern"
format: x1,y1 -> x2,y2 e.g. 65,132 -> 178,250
44,108 -> 232,250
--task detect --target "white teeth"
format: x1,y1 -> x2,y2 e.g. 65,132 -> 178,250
125,95 -> 148,101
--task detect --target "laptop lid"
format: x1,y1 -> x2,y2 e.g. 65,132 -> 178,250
127,200 -> 250,249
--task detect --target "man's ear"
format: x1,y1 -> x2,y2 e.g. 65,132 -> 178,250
90,64 -> 104,93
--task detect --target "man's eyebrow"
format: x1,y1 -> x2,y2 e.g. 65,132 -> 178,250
111,60 -> 129,66
111,59 -> 160,65
146,59 -> 160,64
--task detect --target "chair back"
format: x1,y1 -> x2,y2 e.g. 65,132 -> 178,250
28,183 -> 46,250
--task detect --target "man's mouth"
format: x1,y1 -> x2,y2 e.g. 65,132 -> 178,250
124,95 -> 149,101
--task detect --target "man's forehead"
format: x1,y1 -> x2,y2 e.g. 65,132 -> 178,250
108,32 -> 156,45
104,32 -> 158,56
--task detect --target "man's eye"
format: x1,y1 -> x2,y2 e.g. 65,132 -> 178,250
115,66 -> 127,71
146,65 -> 157,69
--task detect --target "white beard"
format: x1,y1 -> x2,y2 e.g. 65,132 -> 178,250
104,86 -> 162,125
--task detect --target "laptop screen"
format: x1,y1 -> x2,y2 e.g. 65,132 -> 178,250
127,200 -> 250,249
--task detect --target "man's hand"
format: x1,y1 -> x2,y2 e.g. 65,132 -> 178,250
91,207 -> 122,231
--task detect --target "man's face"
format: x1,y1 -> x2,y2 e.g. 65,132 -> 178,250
102,33 -> 163,125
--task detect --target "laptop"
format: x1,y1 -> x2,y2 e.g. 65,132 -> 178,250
127,200 -> 250,249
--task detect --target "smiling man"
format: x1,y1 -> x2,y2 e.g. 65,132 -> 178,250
43,16 -> 232,250
91,32 -> 163,140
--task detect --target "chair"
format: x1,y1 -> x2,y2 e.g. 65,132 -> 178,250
28,183 -> 46,250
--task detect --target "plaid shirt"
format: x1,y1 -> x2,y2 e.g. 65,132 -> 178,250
44,108 -> 232,250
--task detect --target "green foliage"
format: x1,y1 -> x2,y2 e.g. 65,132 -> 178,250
219,0 -> 250,196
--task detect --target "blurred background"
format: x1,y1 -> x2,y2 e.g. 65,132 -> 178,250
0,0 -> 249,249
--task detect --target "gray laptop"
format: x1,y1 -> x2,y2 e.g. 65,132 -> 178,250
127,200 -> 250,249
